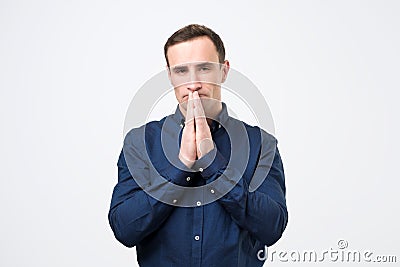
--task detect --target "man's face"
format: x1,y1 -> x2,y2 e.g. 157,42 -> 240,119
167,36 -> 229,115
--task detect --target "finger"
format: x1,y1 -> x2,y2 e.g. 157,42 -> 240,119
185,92 -> 195,127
193,91 -> 208,133
180,92 -> 197,165
193,91 -> 206,121
192,92 -> 214,158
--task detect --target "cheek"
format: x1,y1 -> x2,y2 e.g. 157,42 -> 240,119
174,88 -> 185,102
205,85 -> 219,97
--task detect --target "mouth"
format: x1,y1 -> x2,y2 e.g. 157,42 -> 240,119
183,94 -> 208,100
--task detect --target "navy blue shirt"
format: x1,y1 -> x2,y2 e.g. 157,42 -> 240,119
109,103 -> 288,267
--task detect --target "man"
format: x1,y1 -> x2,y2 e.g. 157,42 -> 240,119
109,24 -> 288,266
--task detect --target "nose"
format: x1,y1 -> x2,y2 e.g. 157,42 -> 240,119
186,81 -> 202,91
186,69 -> 202,91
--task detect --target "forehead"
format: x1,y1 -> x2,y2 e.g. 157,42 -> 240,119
167,36 -> 219,67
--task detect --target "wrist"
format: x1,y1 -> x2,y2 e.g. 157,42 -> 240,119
179,152 -> 196,168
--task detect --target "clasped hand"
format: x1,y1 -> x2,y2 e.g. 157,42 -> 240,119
179,91 -> 214,168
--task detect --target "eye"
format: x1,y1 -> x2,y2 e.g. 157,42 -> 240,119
197,64 -> 212,72
174,68 -> 187,74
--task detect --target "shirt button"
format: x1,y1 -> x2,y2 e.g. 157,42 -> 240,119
196,201 -> 201,206
199,167 -> 203,172
180,123 -> 184,128
210,189 -> 215,194
194,235 -> 200,241
173,199 -> 177,204
186,176 -> 191,182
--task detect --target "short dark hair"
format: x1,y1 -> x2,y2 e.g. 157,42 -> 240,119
164,24 -> 226,67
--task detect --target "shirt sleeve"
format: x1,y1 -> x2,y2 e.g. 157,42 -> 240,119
198,130 -> 288,247
108,130 -> 192,247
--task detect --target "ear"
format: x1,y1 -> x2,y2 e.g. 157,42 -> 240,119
166,65 -> 172,84
221,60 -> 230,83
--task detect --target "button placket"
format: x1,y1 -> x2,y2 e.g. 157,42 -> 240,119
191,192 -> 204,267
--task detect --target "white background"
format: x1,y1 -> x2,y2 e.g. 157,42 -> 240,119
1,0 -> 399,266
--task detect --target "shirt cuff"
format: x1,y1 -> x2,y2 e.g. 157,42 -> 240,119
192,148 -> 228,180
164,160 -> 195,186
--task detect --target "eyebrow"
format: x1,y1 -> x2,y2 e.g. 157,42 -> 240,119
171,65 -> 189,71
195,62 -> 213,68
171,66 -> 189,73
171,62 -> 216,68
